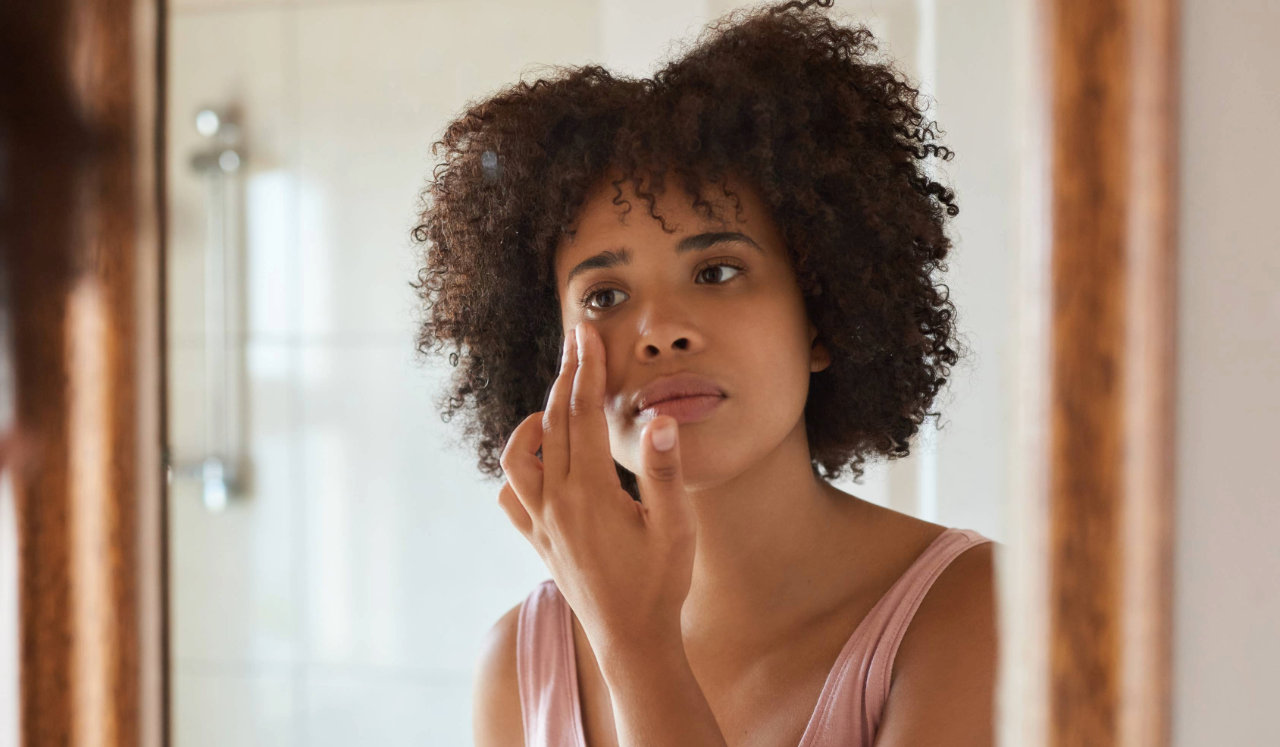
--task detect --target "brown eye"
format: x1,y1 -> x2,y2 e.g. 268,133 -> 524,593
583,287 -> 629,310
696,262 -> 744,284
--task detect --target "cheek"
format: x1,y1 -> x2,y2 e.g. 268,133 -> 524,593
728,287 -> 811,360
730,339 -> 810,413
724,300 -> 813,407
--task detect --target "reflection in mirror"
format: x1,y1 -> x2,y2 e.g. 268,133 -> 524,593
164,1 -> 1016,744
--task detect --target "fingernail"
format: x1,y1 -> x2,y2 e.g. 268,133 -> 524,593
575,322 -> 586,359
652,421 -> 676,451
561,331 -> 573,368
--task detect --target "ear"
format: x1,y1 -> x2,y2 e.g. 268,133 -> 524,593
808,323 -> 831,373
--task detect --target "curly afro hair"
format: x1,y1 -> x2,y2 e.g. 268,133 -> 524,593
411,0 -> 966,500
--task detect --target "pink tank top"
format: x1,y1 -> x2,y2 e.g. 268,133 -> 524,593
515,526 -> 993,747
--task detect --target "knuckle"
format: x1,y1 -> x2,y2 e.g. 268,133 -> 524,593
530,526 -> 550,550
649,464 -> 680,482
532,504 -> 556,534
541,501 -> 573,535
541,501 -> 561,528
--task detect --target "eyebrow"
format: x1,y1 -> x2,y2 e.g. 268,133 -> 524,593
564,231 -> 763,287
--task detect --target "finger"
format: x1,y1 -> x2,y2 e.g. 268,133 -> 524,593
541,329 -> 577,484
568,321 -> 619,488
497,481 -> 534,538
636,416 -> 693,536
500,411 -> 546,512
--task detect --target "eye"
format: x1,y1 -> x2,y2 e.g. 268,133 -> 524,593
576,260 -> 746,315
579,287 -> 630,312
696,260 -> 745,285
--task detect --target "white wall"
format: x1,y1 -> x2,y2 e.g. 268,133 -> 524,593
1174,0 -> 1280,743
930,0 -> 1015,542
165,3 -> 600,745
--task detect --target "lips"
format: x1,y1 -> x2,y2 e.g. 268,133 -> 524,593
633,373 -> 727,415
636,394 -> 725,425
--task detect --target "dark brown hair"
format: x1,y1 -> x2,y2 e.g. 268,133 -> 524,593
411,0 -> 966,499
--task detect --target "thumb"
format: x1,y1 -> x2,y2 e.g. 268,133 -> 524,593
637,416 -> 690,533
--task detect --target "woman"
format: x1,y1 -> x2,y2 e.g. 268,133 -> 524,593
412,1 -> 997,745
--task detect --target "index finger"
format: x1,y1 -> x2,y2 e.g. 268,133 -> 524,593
541,330 -> 576,482
568,321 -> 617,486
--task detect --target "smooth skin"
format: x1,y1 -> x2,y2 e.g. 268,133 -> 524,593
474,172 -> 997,747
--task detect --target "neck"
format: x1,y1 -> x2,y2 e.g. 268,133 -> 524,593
678,419 -> 865,649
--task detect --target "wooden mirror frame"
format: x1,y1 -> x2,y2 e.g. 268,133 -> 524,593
0,0 -> 1176,745
1,1 -> 167,745
1003,0 -> 1178,745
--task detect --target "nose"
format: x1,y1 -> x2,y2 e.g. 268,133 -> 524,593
634,317 -> 706,361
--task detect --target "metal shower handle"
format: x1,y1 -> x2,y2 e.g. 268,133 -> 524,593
168,107 -> 246,512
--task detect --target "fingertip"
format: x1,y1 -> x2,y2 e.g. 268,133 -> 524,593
575,320 -> 587,360
650,417 -> 678,452
558,334 -> 570,372
645,414 -> 677,433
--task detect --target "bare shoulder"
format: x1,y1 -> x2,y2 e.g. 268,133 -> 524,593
904,538 -> 998,659
875,538 -> 1000,747
472,601 -> 526,747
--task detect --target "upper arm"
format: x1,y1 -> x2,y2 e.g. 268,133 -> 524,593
472,602 -> 526,747
873,541 -> 999,747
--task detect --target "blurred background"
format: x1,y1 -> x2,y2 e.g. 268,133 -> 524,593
17,0 -> 1251,745
162,1 -> 1016,744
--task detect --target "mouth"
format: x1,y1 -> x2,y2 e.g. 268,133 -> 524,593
635,394 -> 726,425
631,371 -> 727,425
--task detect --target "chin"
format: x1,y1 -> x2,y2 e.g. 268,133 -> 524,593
610,412 -> 755,482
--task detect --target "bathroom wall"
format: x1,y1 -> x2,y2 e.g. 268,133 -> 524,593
1173,0 -> 1280,743
166,4 -> 603,744
164,1 -> 1013,744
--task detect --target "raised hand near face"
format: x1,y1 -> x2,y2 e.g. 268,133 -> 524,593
497,321 -> 697,661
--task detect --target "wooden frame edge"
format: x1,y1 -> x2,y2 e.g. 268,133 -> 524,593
1,0 -> 168,744
1004,0 -> 1178,745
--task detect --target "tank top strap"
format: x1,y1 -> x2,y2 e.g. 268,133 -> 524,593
799,527 -> 994,746
516,579 -> 585,747
859,527 -> 994,728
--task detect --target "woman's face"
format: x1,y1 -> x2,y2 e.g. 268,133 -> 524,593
553,171 -> 830,489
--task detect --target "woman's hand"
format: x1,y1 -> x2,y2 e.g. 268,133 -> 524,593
497,321 -> 697,662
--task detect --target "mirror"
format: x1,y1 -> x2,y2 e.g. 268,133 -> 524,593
27,0 -> 1266,742
156,1 -> 1125,745
162,1 -> 1017,744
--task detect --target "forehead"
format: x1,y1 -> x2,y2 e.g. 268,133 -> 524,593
554,171 -> 782,277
